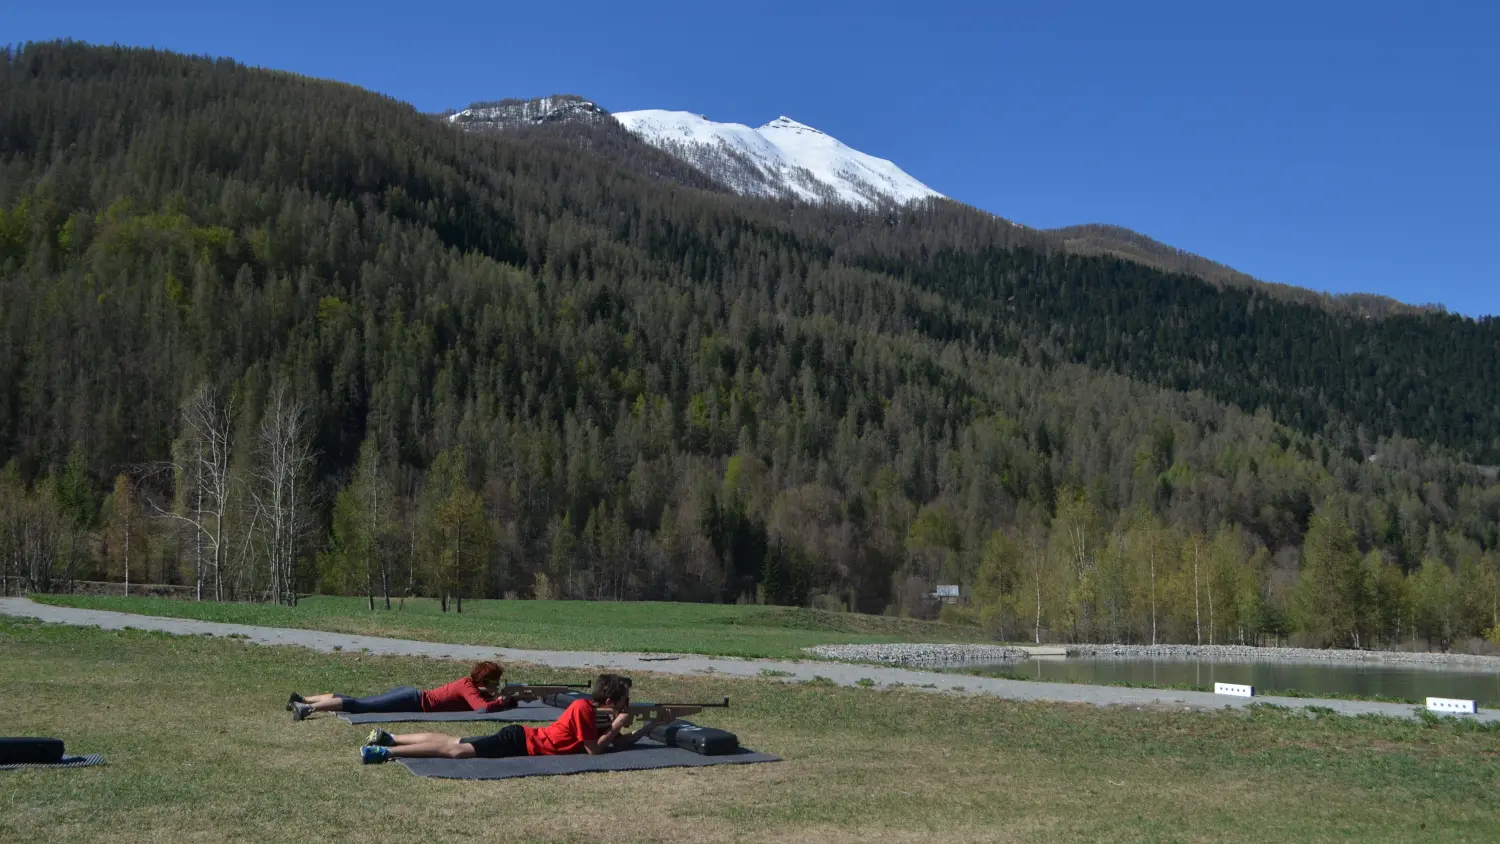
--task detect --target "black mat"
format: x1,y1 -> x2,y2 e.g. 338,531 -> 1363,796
394,740 -> 779,780
0,754 -> 105,771
338,703 -> 566,725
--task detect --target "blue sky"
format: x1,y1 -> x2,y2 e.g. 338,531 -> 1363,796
5,1 -> 1496,315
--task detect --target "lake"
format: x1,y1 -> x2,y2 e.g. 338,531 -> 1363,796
964,657 -> 1500,706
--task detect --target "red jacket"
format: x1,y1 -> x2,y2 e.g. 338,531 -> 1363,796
524,698 -> 598,755
419,678 -> 515,713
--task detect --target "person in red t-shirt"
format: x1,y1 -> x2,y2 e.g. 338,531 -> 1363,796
360,673 -> 670,764
290,661 -> 524,721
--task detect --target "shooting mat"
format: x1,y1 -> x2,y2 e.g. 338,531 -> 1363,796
394,739 -> 779,780
0,754 -> 106,771
338,702 -> 566,725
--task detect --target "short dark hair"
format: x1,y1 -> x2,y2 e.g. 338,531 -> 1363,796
470,661 -> 503,685
592,673 -> 632,705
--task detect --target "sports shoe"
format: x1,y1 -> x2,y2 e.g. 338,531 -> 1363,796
285,692 -> 305,711
364,728 -> 394,747
291,702 -> 313,722
360,745 -> 391,765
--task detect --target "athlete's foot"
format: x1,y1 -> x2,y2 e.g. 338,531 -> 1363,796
291,702 -> 313,722
360,745 -> 391,764
286,692 -> 305,711
364,728 -> 394,747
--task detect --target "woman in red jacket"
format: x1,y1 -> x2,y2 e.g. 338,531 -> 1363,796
289,661 -> 520,721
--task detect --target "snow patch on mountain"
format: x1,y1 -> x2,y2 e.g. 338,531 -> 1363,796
613,110 -> 941,208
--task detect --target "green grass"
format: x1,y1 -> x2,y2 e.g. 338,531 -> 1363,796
3,620 -> 1498,843
31,594 -> 990,659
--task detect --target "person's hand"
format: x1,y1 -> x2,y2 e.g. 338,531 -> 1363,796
610,711 -> 634,732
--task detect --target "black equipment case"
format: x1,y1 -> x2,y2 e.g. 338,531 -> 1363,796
0,737 -> 65,764
647,721 -> 740,756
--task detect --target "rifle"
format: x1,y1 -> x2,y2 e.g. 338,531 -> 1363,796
501,682 -> 589,702
598,697 -> 730,722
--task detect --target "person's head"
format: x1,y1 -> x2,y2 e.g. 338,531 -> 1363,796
470,661 -> 504,694
592,673 -> 632,707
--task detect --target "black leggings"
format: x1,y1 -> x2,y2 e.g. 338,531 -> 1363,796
463,724 -> 528,758
335,686 -> 422,714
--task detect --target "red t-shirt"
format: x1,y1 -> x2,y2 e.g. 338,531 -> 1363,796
523,698 -> 598,755
420,678 -> 512,713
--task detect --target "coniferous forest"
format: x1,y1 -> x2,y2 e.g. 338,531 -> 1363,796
2,42 -> 1499,649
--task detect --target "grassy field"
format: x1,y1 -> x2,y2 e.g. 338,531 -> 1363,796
4,620 -> 1499,843
31,594 -> 991,659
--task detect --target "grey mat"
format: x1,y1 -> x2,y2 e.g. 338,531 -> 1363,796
395,740 -> 779,780
338,703 -> 565,724
0,754 -> 105,771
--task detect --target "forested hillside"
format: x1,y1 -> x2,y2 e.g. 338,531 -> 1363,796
2,42 -> 1498,649
1047,223 -> 1433,318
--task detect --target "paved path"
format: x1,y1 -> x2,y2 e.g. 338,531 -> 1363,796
3,597 -> 1491,722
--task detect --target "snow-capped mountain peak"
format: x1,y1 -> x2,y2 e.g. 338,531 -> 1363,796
760,116 -> 825,135
441,94 -> 941,210
614,109 -> 941,209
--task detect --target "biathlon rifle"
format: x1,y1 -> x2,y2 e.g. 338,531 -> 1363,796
500,682 -> 589,701
599,697 -> 730,722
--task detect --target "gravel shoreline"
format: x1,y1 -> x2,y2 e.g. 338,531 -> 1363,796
807,642 -> 1500,671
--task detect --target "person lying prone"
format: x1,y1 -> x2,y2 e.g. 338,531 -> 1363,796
289,661 -> 521,721
359,673 -> 672,763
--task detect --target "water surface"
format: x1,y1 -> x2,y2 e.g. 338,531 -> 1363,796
963,657 -> 1500,706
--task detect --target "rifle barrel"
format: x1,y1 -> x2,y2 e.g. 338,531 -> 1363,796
656,698 -> 730,708
611,697 -> 730,710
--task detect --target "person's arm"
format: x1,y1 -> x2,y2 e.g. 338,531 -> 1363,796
583,711 -> 631,754
459,681 -> 497,712
586,709 -> 675,752
607,720 -> 657,748
611,708 -> 675,748
485,693 -> 520,712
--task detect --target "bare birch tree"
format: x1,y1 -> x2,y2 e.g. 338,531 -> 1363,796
147,384 -> 235,601
5,476 -> 69,593
106,474 -> 145,597
1184,534 -> 1205,646
249,382 -> 315,606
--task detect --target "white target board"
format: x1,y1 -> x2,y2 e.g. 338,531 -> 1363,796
1425,697 -> 1476,715
1213,682 -> 1254,698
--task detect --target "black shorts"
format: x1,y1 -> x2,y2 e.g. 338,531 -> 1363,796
463,724 -> 528,759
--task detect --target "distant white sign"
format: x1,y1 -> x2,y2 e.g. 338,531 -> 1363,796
933,585 -> 960,598
1426,697 -> 1477,715
1213,682 -> 1254,698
